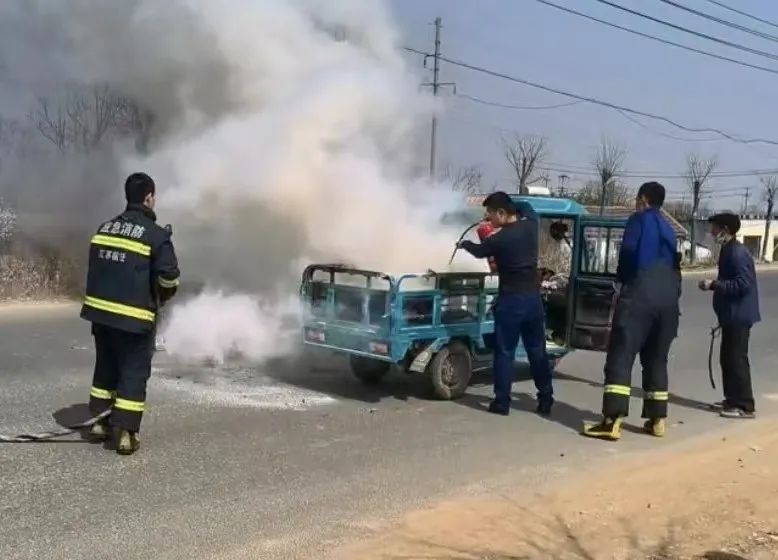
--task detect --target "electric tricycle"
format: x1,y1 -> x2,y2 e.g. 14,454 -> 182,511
300,195 -> 629,400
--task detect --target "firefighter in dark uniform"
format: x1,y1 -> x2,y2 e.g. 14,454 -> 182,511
81,172 -> 180,455
583,182 -> 681,441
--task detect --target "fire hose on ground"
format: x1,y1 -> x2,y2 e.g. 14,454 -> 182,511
0,409 -> 112,443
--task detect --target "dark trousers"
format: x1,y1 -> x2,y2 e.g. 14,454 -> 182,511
493,293 -> 553,408
720,325 -> 755,412
602,296 -> 678,419
88,323 -> 154,432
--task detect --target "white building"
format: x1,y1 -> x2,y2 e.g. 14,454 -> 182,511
736,215 -> 778,262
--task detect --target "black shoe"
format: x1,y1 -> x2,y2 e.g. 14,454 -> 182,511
536,398 -> 554,416
720,407 -> 756,419
487,401 -> 510,416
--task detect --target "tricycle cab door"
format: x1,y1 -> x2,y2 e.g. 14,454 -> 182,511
568,216 -> 628,352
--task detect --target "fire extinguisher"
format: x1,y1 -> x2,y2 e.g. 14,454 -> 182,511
476,221 -> 498,273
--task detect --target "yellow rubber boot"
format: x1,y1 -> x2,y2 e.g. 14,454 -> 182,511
87,422 -> 110,443
582,417 -> 624,441
115,429 -> 141,456
643,418 -> 666,438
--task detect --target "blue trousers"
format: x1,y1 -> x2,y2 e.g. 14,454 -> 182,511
493,293 -> 553,408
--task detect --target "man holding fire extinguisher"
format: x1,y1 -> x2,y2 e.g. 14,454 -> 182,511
458,191 -> 554,416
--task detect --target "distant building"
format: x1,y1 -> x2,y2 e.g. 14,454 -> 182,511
736,214 -> 778,262
691,214 -> 777,262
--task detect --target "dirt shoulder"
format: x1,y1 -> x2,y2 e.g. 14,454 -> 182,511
334,420 -> 778,560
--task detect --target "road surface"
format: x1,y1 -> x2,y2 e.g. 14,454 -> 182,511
1,272 -> 777,560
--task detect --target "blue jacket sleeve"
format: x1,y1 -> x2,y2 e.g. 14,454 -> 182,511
616,213 -> 641,283
460,236 -> 496,259
714,247 -> 754,298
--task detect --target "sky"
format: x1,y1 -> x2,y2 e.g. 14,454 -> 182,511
389,0 -> 778,212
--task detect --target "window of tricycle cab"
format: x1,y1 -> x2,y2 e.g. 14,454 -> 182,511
307,269 -> 390,326
538,215 -> 575,278
578,225 -> 624,276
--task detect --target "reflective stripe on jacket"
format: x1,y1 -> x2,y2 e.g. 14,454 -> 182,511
80,204 -> 180,334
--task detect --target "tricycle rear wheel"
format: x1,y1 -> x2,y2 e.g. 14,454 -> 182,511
349,355 -> 391,385
428,342 -> 473,400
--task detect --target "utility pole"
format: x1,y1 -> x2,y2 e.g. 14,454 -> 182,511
690,180 -> 701,264
558,174 -> 569,197
742,186 -> 751,215
420,17 -> 455,180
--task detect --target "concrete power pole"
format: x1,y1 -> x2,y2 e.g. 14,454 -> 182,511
421,17 -> 455,180
430,17 -> 441,179
690,180 -> 701,264
742,187 -> 751,215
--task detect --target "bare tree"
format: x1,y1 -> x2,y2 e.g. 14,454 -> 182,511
65,85 -> 123,150
442,164 -> 483,194
593,138 -> 626,214
503,134 -> 548,195
574,179 -> 632,207
664,199 -> 711,224
685,153 -> 718,263
760,176 -> 777,261
29,97 -> 68,151
28,85 -> 153,153
114,98 -> 155,153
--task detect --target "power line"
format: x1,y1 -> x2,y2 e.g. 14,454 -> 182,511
449,114 -> 778,177
701,0 -> 778,31
656,0 -> 778,44
534,0 -> 778,77
614,109 -> 719,142
456,92 -> 583,110
591,0 -> 778,63
459,92 -> 712,142
402,46 -> 778,147
536,164 -> 778,179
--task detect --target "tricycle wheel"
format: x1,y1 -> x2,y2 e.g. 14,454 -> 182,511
349,355 -> 390,385
428,342 -> 473,400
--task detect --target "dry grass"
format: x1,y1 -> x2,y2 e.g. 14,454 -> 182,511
0,250 -> 82,301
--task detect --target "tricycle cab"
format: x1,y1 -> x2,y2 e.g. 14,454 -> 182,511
300,196 -> 629,400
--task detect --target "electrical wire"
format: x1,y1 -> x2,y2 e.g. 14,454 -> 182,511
536,164 -> 778,179
656,0 -> 778,44
591,0 -> 778,63
402,46 -> 778,147
615,109 -> 720,142
534,0 -> 778,77
701,0 -> 778,31
456,92 -> 583,110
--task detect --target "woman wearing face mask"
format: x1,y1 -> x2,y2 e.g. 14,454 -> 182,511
699,213 -> 761,419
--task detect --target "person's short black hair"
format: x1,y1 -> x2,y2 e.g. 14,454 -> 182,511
637,181 -> 666,207
708,212 -> 741,235
482,191 -> 517,215
125,172 -> 156,204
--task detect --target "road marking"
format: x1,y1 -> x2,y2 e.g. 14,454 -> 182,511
151,366 -> 338,410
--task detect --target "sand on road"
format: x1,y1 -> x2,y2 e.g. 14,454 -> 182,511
334,419 -> 778,560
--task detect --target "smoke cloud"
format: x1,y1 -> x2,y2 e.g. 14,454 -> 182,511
0,0 -> 485,363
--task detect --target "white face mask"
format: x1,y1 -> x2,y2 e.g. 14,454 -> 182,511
714,231 -> 731,245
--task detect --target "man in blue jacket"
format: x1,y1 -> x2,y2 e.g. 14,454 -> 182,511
699,213 -> 760,419
584,182 -> 682,441
458,192 -> 553,416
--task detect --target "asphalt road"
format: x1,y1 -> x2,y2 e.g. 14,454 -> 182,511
1,272 -> 777,560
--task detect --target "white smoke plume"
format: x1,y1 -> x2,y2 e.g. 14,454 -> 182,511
1,0 -> 485,363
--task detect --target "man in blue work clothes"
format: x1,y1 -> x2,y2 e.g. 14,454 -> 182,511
583,182 -> 681,440
699,213 -> 760,419
458,191 -> 553,416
